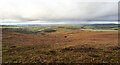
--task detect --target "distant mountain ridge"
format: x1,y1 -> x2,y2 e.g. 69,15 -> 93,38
89,24 -> 119,26
0,23 -> 119,26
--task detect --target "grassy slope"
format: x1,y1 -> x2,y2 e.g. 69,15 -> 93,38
2,25 -> 120,63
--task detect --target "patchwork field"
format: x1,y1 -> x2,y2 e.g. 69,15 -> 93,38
2,25 -> 120,63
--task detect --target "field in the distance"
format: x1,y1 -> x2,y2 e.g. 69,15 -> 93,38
2,24 -> 120,63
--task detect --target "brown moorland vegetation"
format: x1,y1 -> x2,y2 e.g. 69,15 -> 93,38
2,27 -> 119,63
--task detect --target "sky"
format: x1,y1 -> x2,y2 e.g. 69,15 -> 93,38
0,0 -> 119,25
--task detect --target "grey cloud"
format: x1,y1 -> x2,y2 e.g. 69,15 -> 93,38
0,0 -> 118,23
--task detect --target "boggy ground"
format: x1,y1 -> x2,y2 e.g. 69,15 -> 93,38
2,29 -> 119,63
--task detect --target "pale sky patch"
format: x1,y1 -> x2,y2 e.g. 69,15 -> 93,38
0,0 -> 119,24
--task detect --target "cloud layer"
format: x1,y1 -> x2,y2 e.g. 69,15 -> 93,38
0,0 -> 118,23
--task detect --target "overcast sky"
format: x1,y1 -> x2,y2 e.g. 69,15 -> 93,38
0,0 -> 119,24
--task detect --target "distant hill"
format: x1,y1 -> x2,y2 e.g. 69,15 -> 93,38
89,24 -> 119,26
1,23 -> 119,26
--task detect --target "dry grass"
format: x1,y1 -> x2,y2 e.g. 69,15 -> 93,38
2,29 -> 119,63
